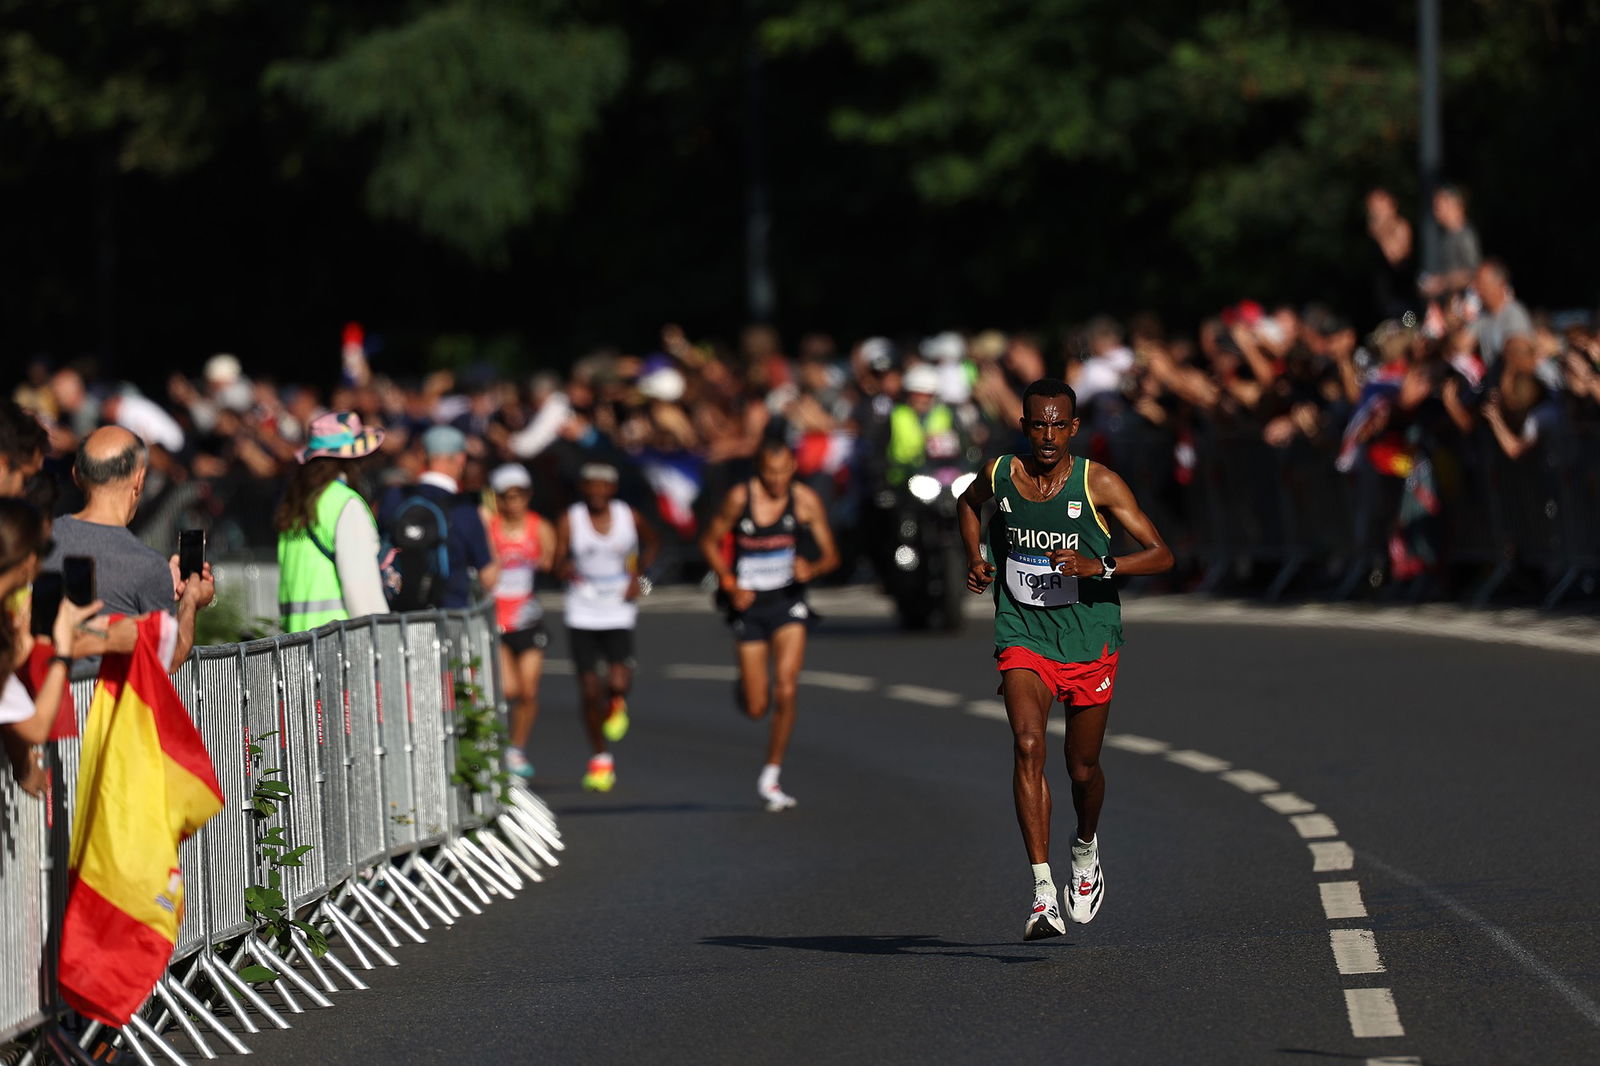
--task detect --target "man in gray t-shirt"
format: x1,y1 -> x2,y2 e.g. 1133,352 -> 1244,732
1473,259 -> 1535,369
40,428 -> 176,617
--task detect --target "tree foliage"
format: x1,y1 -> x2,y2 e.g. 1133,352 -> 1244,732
268,2 -> 627,262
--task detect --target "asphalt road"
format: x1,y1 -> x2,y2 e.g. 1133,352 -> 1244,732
254,595 -> 1600,1066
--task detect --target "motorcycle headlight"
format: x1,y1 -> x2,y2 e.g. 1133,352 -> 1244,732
949,472 -> 976,498
908,475 -> 941,503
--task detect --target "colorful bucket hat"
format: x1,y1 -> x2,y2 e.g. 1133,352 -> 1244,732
297,411 -> 385,463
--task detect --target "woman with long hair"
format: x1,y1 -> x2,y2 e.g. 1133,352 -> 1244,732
1,498 -> 102,792
483,463 -> 554,779
275,412 -> 388,633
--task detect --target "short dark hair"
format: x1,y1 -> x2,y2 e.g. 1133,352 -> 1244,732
1021,378 -> 1077,418
756,436 -> 793,462
1479,257 -> 1510,285
0,400 -> 46,468
75,435 -> 147,487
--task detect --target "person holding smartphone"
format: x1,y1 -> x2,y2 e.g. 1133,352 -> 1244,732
0,500 -> 104,794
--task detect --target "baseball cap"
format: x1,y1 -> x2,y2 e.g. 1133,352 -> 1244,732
490,463 -> 532,494
903,364 -> 940,395
422,425 -> 467,457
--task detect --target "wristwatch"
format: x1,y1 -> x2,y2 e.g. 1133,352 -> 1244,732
1099,555 -> 1117,579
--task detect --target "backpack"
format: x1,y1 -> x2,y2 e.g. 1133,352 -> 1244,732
381,492 -> 451,611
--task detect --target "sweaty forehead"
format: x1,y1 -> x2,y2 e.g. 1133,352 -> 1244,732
1025,396 -> 1072,421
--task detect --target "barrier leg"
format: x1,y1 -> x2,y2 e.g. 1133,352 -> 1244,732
203,950 -> 293,1028
455,836 -> 520,894
286,928 -> 342,995
509,789 -> 565,848
152,976 -> 217,1059
297,928 -> 369,992
498,811 -> 560,868
478,828 -> 544,884
245,935 -> 334,1008
349,877 -> 427,945
438,840 -> 503,902
386,859 -> 457,926
371,862 -> 431,932
320,896 -> 398,968
114,1022 -> 161,1066
33,1023 -> 98,1066
124,1014 -> 190,1066
409,852 -> 481,917
162,972 -> 253,1054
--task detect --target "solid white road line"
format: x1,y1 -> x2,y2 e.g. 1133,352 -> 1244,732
966,699 -> 1009,721
1310,841 -> 1355,871
1319,881 -> 1369,920
664,664 -> 740,681
1104,733 -> 1169,754
1220,769 -> 1280,793
1045,720 -> 1066,738
799,670 -> 876,692
1262,792 -> 1317,814
1292,814 -> 1340,839
1331,929 -> 1385,974
884,684 -> 963,707
1344,988 -> 1405,1038
1164,749 -> 1231,772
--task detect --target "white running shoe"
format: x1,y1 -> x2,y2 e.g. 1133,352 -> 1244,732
1023,892 -> 1066,941
760,783 -> 797,812
1065,841 -> 1104,924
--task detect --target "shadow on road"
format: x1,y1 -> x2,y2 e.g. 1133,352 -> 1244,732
702,933 -> 1049,965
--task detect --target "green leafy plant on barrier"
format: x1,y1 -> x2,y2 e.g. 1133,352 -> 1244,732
240,730 -> 326,984
451,656 -> 510,804
194,587 -> 279,647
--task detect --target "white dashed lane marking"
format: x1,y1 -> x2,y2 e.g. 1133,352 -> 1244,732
1220,769 -> 1280,793
1344,988 -> 1405,1038
1104,734 -> 1169,754
1261,792 -> 1317,814
966,699 -> 1009,721
663,663 -> 739,681
1164,749 -> 1231,772
1331,929 -> 1386,975
1310,842 -> 1356,872
1320,881 -> 1369,920
1366,1056 -> 1421,1065
884,684 -> 963,707
800,670 -> 876,691
1291,814 -> 1340,839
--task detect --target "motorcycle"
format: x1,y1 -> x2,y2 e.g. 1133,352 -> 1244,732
880,462 -> 978,631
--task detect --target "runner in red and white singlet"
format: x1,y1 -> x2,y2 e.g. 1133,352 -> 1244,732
485,463 -> 555,779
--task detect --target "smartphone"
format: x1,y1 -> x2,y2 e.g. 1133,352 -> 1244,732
30,572 -> 63,637
63,555 -> 96,607
178,529 -> 207,581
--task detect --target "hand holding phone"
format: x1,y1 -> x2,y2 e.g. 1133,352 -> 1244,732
178,529 -> 207,582
30,572 -> 63,637
63,555 -> 96,607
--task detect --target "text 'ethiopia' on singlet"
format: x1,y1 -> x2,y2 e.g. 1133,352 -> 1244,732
564,500 -> 638,631
733,482 -> 800,601
489,511 -> 544,632
988,453 -> 1122,664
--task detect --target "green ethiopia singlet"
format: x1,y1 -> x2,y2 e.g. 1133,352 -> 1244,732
988,453 -> 1122,664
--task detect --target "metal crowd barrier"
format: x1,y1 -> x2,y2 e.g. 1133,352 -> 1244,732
1,603 -> 564,1061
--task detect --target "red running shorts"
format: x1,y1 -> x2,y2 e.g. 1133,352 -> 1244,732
996,644 -> 1120,707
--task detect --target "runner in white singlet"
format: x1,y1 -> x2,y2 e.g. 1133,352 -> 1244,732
554,462 -> 658,792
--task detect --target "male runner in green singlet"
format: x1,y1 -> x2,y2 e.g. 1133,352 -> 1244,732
957,379 -> 1173,941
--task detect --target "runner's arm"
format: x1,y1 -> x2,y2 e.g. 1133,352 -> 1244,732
793,484 -> 840,582
535,513 -> 557,572
553,513 -> 573,583
957,458 -> 999,592
1079,464 -> 1173,578
631,507 -> 661,576
697,484 -> 748,592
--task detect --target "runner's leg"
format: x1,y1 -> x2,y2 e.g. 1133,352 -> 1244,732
499,641 -> 523,735
765,624 -> 806,767
509,646 -> 542,750
736,640 -> 771,720
1064,700 -> 1110,842
1002,667 -> 1055,864
578,670 -> 607,755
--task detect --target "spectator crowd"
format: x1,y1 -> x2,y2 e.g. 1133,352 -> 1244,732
7,186 -> 1600,606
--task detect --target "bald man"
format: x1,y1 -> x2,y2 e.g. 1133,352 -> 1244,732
40,427 -> 177,616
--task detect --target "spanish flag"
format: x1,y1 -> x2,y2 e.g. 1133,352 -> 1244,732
59,613 -> 224,1026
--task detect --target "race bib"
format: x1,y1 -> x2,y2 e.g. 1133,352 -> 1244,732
577,573 -> 630,602
736,548 -> 796,592
1005,550 -> 1079,607
495,566 -> 534,599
